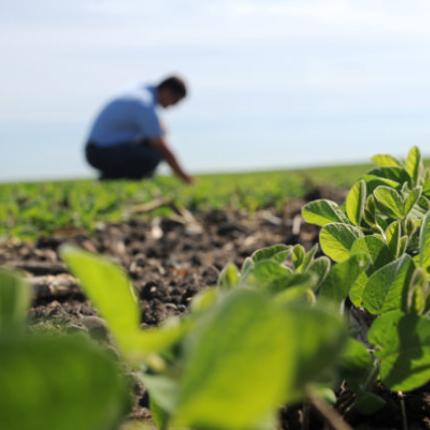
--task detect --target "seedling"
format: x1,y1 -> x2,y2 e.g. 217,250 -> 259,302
303,146 -> 430,406
62,245 -> 347,429
0,269 -> 129,430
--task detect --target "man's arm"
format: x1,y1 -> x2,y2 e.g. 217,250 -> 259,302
148,138 -> 194,184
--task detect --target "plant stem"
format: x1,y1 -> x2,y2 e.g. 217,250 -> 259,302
362,359 -> 379,393
301,401 -> 310,430
307,390 -> 352,430
398,391 -> 408,430
342,359 -> 378,416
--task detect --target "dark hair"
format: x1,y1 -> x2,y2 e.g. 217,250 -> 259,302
157,75 -> 187,99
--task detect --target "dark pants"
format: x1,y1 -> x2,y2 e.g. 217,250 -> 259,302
85,140 -> 162,180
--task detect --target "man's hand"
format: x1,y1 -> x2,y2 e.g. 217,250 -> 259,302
148,138 -> 194,185
181,173 -> 194,185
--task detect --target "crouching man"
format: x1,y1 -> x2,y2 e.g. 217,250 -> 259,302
85,75 -> 193,184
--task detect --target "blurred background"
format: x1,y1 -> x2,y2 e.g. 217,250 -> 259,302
2,0 -> 430,181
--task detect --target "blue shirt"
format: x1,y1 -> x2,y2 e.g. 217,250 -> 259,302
87,85 -> 163,147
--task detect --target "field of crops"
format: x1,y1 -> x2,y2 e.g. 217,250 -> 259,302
0,163 -> 369,240
3,151 -> 430,430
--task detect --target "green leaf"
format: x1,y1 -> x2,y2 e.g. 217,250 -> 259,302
423,173 -> 430,198
251,244 -> 291,264
363,175 -> 401,194
300,244 -> 319,271
405,216 -> 420,236
61,246 -> 139,339
368,311 -> 430,391
62,246 -> 186,362
351,235 -> 394,272
404,187 -> 422,215
367,167 -> 410,186
371,154 -> 403,168
149,395 -> 170,430
407,268 -> 428,315
241,257 -> 254,275
242,260 -> 293,292
319,254 -> 370,305
174,289 -> 294,429
0,334 -> 128,430
190,288 -> 219,313
142,374 -> 178,414
406,146 -> 424,184
338,338 -> 373,392
306,257 -> 331,290
284,304 -> 347,400
275,285 -> 316,305
355,392 -> 386,415
0,269 -> 31,333
291,244 -> 306,268
174,291 -> 346,428
362,255 -> 415,314
319,223 -> 362,262
418,195 -> 430,213
283,272 -> 314,289
346,180 -> 366,225
385,222 -> 402,257
218,263 -> 240,289
374,186 -> 405,219
419,212 -> 430,273
349,272 -> 368,308
375,214 -> 390,231
399,235 -> 409,255
363,195 -> 377,227
302,200 -> 348,227
349,235 -> 394,307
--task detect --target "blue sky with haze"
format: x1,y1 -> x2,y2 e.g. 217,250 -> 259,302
2,0 -> 430,181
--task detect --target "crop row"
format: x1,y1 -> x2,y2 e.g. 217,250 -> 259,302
0,166 -> 368,240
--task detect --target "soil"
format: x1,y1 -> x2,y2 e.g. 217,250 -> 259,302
2,186 -> 430,429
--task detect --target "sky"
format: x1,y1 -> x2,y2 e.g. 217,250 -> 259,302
2,0 -> 430,181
